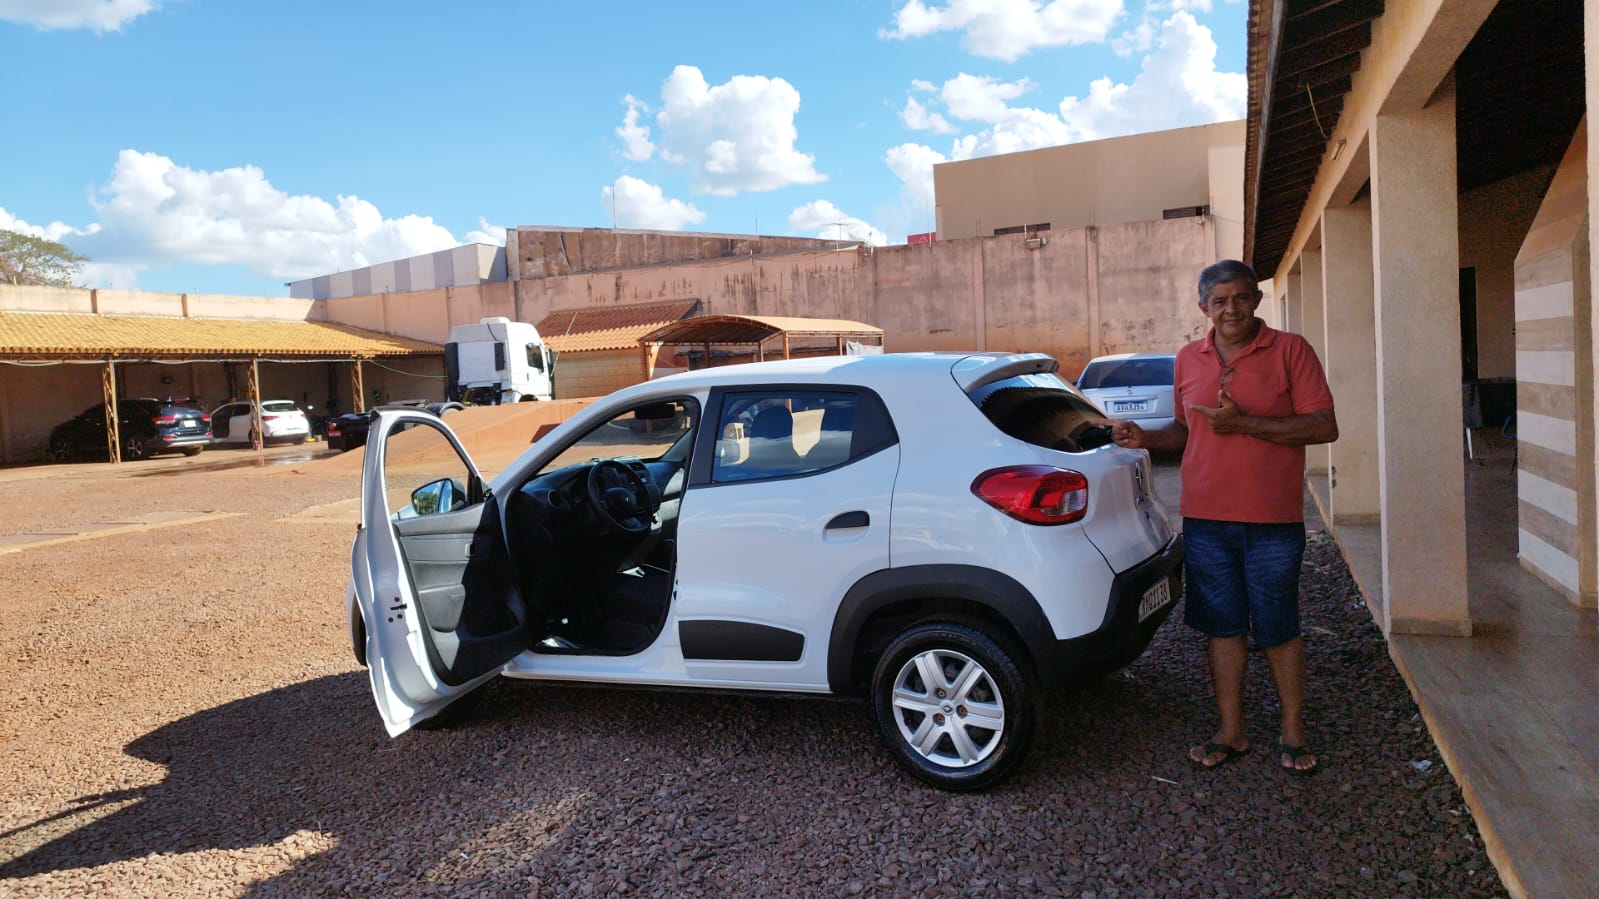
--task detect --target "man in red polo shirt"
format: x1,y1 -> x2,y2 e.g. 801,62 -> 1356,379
1111,259 -> 1338,775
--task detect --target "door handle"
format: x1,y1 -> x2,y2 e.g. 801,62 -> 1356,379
826,511 -> 869,530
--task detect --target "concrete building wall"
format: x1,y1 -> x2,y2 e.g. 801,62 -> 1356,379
1514,121 -> 1593,606
288,244 -> 507,300
508,228 -> 835,282
935,121 -> 1245,247
1461,166 -> 1558,379
551,351 -> 644,400
318,219 -> 1218,385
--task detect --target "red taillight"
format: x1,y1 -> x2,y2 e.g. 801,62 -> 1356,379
153,415 -> 178,426
263,413 -> 282,421
201,413 -> 211,423
971,466 -> 1089,525
327,423 -> 341,436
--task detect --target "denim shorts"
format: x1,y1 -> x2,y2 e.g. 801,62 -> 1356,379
1182,518 -> 1306,648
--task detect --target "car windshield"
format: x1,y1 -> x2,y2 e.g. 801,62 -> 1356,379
263,401 -> 299,413
968,373 -> 1113,453
1077,356 -> 1174,389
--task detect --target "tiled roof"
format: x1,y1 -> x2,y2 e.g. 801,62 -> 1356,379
538,300 -> 700,354
0,311 -> 441,359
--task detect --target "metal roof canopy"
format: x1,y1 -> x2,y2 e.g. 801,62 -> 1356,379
639,314 -> 883,347
1,312 -> 440,463
0,311 -> 441,362
637,314 -> 884,377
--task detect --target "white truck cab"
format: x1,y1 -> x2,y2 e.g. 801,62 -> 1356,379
445,317 -> 554,404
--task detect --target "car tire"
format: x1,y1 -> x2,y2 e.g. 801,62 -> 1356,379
48,435 -> 74,463
181,446 -> 204,457
123,434 -> 149,461
870,622 -> 1035,791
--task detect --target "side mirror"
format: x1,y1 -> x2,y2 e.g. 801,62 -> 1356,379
410,477 -> 468,516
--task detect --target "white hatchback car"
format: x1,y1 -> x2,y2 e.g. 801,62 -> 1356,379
348,352 -> 1182,790
1075,353 -> 1177,432
210,400 -> 311,446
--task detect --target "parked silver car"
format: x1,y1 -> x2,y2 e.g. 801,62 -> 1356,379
1076,353 -> 1176,431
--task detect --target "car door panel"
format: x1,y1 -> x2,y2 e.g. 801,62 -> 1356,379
673,445 -> 900,688
353,412 -> 530,734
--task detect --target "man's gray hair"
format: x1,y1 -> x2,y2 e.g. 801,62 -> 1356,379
1197,259 -> 1260,302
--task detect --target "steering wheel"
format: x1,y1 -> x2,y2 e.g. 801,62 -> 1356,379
585,460 -> 658,535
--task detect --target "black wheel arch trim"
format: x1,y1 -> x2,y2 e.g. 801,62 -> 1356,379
827,565 -> 1056,694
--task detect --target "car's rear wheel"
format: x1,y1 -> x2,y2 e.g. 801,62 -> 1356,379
870,622 -> 1034,791
47,435 -> 73,463
123,434 -> 149,461
181,446 -> 204,457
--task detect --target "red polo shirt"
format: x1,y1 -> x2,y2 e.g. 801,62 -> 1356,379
1174,321 -> 1334,523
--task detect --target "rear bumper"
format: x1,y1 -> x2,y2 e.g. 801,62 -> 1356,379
1041,533 -> 1184,684
159,432 -> 212,447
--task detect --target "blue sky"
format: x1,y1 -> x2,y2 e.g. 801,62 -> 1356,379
0,0 -> 1246,297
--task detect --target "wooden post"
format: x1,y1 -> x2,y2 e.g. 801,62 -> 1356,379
351,361 -> 366,413
782,334 -> 791,360
248,358 -> 264,451
102,361 -> 120,464
640,343 -> 652,383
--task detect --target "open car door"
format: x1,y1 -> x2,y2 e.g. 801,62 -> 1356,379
351,411 -> 530,735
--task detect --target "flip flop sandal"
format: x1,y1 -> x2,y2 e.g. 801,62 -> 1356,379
1278,738 -> 1320,777
1190,740 -> 1249,769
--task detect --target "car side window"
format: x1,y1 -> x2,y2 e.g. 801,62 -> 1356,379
535,399 -> 697,476
384,419 -> 475,520
712,390 -> 864,483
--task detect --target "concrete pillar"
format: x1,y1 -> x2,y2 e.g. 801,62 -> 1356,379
1585,0 -> 1599,611
1370,81 -> 1471,636
1284,267 -> 1302,335
1322,198 -> 1381,523
1299,250 -> 1328,476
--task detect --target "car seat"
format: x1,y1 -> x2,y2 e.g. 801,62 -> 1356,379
744,406 -> 805,473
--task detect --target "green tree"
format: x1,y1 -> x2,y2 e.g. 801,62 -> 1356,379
0,229 -> 89,287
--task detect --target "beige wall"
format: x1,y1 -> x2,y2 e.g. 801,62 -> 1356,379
1461,166 -> 1558,379
320,221 -> 1217,386
935,120 -> 1245,250
0,284 -> 318,321
508,227 -> 835,282
553,351 -> 646,400
1514,120 -> 1594,606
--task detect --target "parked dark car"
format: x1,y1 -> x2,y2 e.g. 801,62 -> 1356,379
47,398 -> 211,462
325,400 -> 463,453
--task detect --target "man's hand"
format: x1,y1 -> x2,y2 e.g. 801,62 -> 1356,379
1109,419 -> 1146,449
1189,389 -> 1244,434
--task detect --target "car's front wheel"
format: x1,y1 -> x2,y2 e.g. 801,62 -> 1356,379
870,622 -> 1034,791
47,435 -> 74,463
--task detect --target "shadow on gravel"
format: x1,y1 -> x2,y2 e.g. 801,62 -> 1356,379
0,538 -> 1506,897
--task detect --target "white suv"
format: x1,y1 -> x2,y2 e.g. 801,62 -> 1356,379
348,352 -> 1182,790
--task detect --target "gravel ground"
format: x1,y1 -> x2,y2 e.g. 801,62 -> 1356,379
0,451 -> 1505,897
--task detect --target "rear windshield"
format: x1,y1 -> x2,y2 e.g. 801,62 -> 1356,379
262,401 -> 300,413
1077,356 -> 1174,389
968,373 -> 1114,453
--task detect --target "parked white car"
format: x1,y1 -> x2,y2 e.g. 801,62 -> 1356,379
1075,353 -> 1177,431
210,400 -> 311,446
348,352 -> 1182,790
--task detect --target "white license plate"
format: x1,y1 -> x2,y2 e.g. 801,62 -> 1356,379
1138,578 -> 1173,621
1113,400 -> 1150,413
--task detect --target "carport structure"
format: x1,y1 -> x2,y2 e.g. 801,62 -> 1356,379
0,310 -> 441,463
637,314 -> 884,380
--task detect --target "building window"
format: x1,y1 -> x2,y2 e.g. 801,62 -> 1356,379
993,223 -> 1051,236
1162,205 -> 1210,219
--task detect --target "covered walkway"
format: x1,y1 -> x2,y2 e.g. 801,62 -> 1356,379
1309,440 -> 1599,898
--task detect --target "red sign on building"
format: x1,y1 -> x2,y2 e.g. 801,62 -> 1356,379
906,232 -> 937,245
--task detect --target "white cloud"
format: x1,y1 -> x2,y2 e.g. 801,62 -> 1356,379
463,218 -> 507,247
601,176 -> 705,231
615,95 -> 656,162
884,143 -> 948,214
894,12 -> 1242,165
0,207 -> 100,242
900,96 -> 957,134
1058,12 -> 1244,138
30,150 -> 500,288
0,0 -> 158,31
880,0 -> 1125,62
788,200 -> 887,246
642,65 -> 825,196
